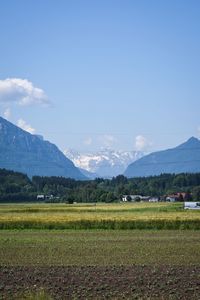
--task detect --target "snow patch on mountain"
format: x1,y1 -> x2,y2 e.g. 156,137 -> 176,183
64,148 -> 145,178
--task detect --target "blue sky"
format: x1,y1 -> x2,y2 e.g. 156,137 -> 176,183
0,0 -> 200,153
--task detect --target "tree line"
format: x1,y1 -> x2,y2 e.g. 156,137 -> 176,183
0,168 -> 200,203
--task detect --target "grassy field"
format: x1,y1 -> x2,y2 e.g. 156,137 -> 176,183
0,229 -> 200,299
0,203 -> 200,299
0,229 -> 200,266
0,202 -> 200,229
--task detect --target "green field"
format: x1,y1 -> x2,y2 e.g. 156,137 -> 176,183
0,202 -> 200,299
0,202 -> 200,230
0,230 -> 200,266
1,202 -> 199,266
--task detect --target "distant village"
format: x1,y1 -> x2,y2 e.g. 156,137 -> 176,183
36,192 -> 200,210
122,192 -> 191,203
121,193 -> 200,209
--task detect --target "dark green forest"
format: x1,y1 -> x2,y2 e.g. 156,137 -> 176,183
0,168 -> 200,203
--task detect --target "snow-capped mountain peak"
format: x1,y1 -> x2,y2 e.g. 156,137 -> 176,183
64,148 -> 145,178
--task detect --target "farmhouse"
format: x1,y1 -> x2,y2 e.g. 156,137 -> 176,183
165,192 -> 191,202
166,195 -> 177,202
37,194 -> 54,200
149,197 -> 159,202
122,195 -> 150,202
122,195 -> 141,202
37,194 -> 45,200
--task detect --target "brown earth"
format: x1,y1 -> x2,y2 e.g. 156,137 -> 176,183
0,266 -> 199,299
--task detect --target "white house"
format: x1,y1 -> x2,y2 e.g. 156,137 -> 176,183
166,196 -> 177,202
122,195 -> 149,202
149,197 -> 159,202
37,194 -> 45,200
36,194 -> 54,200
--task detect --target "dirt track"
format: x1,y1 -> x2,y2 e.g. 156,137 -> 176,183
0,266 -> 199,299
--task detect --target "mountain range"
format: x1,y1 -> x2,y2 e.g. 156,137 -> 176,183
124,137 -> 200,177
0,116 -> 86,179
64,148 -> 145,178
1,116 -> 200,180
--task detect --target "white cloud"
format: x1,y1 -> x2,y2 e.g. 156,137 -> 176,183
3,108 -> 11,120
135,135 -> 151,151
17,118 -> 36,134
99,135 -> 117,148
0,78 -> 49,106
84,137 -> 92,145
